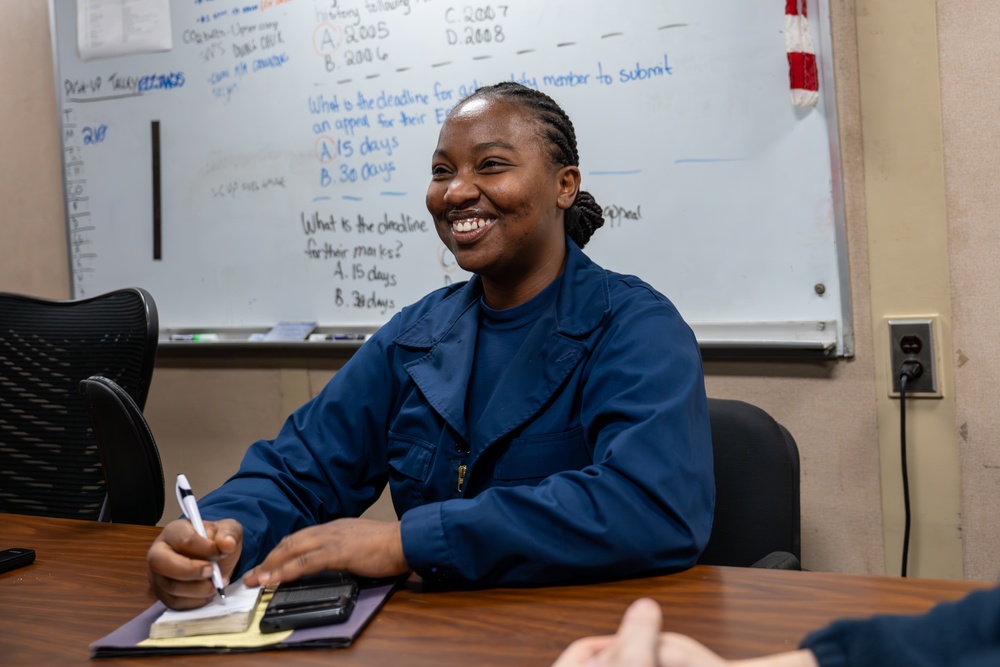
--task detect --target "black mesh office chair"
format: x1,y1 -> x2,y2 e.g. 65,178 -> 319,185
698,398 -> 802,569
79,375 -> 164,525
0,288 -> 158,521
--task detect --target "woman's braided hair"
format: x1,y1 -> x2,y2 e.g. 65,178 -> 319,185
458,82 -> 605,248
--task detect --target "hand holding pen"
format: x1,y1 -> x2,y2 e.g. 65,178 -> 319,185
175,474 -> 227,601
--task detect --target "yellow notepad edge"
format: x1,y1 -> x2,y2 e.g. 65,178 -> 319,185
140,588 -> 293,648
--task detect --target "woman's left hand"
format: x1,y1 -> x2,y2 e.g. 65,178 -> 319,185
243,518 -> 409,586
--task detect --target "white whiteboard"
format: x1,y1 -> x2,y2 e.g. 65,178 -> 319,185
52,0 -> 852,355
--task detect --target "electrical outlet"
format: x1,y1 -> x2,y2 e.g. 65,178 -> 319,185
887,318 -> 940,397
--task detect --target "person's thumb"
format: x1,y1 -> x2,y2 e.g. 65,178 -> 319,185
599,598 -> 662,667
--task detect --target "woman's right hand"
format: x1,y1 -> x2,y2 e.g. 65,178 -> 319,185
146,518 -> 244,609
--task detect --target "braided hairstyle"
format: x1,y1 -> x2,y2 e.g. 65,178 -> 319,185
456,81 -> 605,248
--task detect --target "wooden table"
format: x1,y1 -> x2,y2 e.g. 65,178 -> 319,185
0,513 -> 990,666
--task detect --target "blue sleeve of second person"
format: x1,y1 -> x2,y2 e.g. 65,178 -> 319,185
801,586 -> 1000,667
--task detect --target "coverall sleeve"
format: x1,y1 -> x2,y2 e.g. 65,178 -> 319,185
196,323 -> 400,575
801,586 -> 1000,667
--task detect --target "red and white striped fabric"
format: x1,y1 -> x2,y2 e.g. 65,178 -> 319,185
785,0 -> 819,107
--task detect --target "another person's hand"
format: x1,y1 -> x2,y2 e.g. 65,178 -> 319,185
657,633 -> 737,666
553,598 -> 662,667
243,518 -> 408,587
552,598 -> 820,667
659,633 -> 819,667
147,518 -> 244,609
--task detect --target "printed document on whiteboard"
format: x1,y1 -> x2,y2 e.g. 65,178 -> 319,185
77,0 -> 172,62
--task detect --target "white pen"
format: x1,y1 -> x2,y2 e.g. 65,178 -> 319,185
175,474 -> 227,601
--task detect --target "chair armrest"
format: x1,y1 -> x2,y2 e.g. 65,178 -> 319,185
751,551 -> 802,570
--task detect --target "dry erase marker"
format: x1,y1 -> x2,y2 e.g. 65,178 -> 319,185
169,333 -> 220,342
306,333 -> 367,341
175,474 -> 226,601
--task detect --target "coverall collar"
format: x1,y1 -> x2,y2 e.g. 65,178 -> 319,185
394,240 -> 611,445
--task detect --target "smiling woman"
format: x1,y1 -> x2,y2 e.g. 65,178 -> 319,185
146,81 -> 715,610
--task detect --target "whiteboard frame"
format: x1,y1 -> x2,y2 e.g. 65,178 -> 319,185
50,0 -> 853,359
816,0 -> 853,357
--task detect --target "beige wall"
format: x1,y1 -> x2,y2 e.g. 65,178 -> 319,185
0,4 -> 69,298
6,2 -> 999,579
857,0 -> 962,578
938,5 -> 1000,583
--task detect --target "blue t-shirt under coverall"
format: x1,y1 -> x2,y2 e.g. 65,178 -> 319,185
198,239 -> 715,586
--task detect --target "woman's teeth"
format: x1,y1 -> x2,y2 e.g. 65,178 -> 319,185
454,219 -> 490,232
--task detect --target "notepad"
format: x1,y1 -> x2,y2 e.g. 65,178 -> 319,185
149,580 -> 263,639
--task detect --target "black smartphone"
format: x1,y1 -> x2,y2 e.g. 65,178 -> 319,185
258,571 -> 359,634
0,548 -> 36,574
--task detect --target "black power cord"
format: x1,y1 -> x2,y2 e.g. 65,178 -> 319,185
898,360 -> 923,577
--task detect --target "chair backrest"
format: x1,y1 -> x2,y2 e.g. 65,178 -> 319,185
0,288 -> 157,520
79,376 -> 164,525
698,398 -> 801,567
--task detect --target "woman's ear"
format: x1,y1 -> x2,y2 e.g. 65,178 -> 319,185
555,166 -> 581,210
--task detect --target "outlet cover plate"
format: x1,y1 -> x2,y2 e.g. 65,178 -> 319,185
887,318 -> 940,397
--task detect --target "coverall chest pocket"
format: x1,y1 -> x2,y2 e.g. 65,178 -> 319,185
387,432 -> 435,509
492,426 -> 591,487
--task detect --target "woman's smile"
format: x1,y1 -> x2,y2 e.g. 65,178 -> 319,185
448,212 -> 496,242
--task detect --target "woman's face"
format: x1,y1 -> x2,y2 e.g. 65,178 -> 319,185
426,97 -> 579,300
